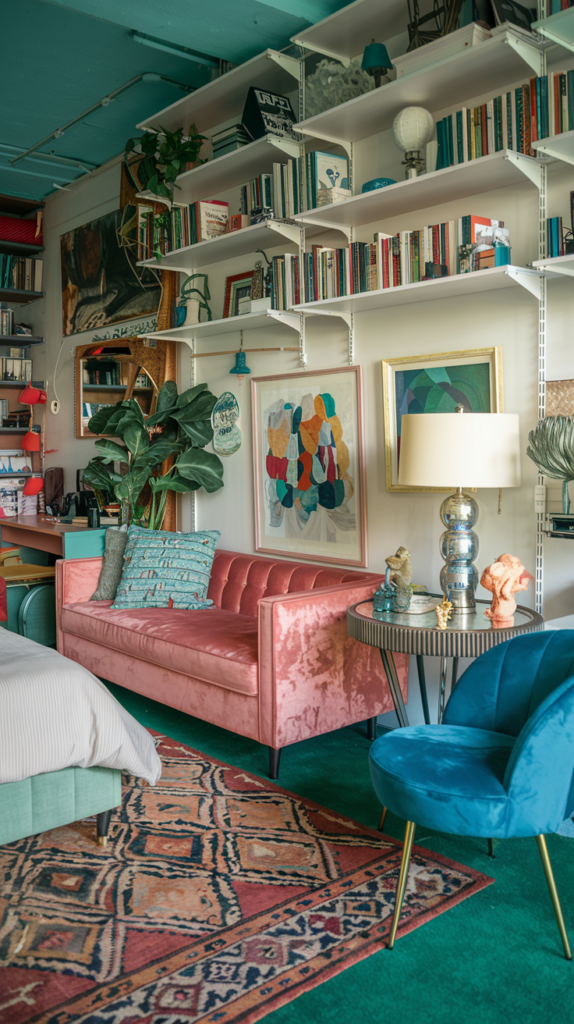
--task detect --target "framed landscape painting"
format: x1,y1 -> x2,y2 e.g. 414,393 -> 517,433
382,347 -> 503,492
252,366 -> 367,566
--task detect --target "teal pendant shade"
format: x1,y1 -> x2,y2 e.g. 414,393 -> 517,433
361,40 -> 392,82
230,351 -> 251,375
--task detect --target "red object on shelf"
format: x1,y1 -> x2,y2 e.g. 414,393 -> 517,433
18,384 -> 47,405
21,430 -> 41,451
23,477 -> 44,496
0,215 -> 42,245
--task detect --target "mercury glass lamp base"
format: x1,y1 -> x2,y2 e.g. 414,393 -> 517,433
439,489 -> 479,614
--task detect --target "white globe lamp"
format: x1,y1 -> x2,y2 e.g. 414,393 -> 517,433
392,106 -> 434,179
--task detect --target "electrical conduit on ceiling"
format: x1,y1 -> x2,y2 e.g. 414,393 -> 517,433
8,73 -> 197,181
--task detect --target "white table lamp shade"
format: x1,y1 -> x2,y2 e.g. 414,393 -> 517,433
398,413 -> 521,489
392,106 -> 434,152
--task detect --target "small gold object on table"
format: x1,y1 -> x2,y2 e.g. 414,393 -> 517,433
435,596 -> 453,630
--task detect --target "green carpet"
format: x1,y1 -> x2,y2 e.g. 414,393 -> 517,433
107,682 -> 573,1024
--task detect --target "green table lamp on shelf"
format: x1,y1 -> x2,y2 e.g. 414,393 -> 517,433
398,408 -> 521,614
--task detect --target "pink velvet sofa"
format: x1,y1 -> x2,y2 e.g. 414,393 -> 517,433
56,550 -> 408,777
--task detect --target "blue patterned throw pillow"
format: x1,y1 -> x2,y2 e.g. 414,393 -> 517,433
111,526 -> 220,610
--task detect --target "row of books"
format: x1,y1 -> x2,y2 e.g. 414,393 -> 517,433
270,216 -> 505,307
240,152 -> 350,221
212,123 -> 252,158
0,308 -> 14,335
435,72 -> 574,169
1,358 -> 32,381
0,255 -> 43,292
547,216 -> 568,258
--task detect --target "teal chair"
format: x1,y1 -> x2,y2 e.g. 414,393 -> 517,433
370,631 -> 574,958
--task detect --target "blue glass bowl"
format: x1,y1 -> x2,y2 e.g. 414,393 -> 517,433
362,177 -> 397,193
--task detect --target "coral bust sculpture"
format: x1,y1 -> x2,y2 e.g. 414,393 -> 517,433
480,554 -> 534,629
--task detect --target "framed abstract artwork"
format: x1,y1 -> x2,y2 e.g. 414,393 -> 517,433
223,271 -> 254,317
251,366 -> 367,566
60,206 -> 162,336
382,347 -> 503,492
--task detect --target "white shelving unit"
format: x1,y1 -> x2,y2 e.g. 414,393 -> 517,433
532,6 -> 574,50
294,152 -> 542,232
532,129 -> 574,165
294,265 -> 545,317
137,49 -> 301,136
533,253 -> 574,277
134,0 -> 569,609
295,29 -> 543,144
138,221 -> 300,273
141,310 -> 300,346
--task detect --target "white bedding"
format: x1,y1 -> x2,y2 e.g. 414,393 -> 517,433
0,630 -> 161,786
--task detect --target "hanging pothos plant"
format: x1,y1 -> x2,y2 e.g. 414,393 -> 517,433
83,381 -> 224,531
125,124 -> 207,201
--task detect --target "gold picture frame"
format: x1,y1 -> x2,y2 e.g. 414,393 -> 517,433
382,347 -> 504,493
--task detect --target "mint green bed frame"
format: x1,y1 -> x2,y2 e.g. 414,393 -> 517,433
0,765 -> 122,846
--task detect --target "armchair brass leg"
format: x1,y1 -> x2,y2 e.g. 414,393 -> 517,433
378,806 -> 387,832
536,835 -> 572,961
388,821 -> 416,950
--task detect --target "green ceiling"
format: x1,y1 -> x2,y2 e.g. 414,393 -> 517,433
0,0 -> 349,201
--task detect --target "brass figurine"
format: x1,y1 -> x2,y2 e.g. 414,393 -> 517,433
385,546 -> 412,588
435,596 -> 453,630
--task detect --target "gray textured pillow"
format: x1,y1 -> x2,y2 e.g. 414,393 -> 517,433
90,525 -> 128,601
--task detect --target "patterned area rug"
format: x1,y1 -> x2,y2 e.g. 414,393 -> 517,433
0,734 -> 493,1024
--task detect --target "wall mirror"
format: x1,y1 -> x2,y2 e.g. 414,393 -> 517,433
75,338 -> 160,439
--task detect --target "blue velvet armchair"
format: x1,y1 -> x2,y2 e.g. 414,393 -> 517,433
369,630 -> 574,958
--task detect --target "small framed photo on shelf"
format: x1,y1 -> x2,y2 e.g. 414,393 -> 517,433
251,365 -> 367,566
382,347 -> 503,493
223,271 -> 254,318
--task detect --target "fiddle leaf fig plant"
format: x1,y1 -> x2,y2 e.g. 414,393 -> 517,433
125,124 -> 207,201
83,381 -> 224,530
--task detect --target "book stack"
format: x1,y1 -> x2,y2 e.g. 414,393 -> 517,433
0,255 -> 43,292
83,360 -> 122,386
211,124 -> 251,158
552,71 -> 574,134
240,152 -> 350,222
1,356 -> 32,380
0,308 -> 14,335
189,200 -> 229,244
270,215 -> 505,306
435,70 -> 574,168
547,217 -> 565,258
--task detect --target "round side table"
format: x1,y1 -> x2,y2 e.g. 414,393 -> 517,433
348,599 -> 544,725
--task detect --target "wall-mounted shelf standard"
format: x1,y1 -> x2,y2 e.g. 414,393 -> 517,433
533,253 -> 574,277
290,0 -> 424,64
140,309 -> 300,345
294,265 -> 545,315
137,49 -> 301,136
532,129 -> 574,165
138,136 -> 301,208
533,7 -> 574,51
295,30 -> 543,144
138,220 -> 301,273
0,289 -> 43,305
294,151 -> 542,232
0,335 -> 44,346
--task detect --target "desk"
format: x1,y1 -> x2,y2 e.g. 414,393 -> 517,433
348,599 -> 544,726
0,515 -> 109,561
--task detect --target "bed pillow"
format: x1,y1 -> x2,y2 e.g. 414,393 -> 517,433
110,526 -> 220,610
90,524 -> 128,601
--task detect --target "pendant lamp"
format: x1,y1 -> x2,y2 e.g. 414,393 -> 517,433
18,384 -> 47,405
21,430 -> 41,451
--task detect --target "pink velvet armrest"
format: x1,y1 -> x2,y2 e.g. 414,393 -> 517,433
257,580 -> 408,749
56,557 -> 103,651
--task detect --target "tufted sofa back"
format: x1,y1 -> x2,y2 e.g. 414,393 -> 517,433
207,549 -> 380,618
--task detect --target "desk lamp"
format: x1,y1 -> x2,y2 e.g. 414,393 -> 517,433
398,408 -> 521,614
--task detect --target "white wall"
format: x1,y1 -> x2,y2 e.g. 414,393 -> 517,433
36,54 -> 574,726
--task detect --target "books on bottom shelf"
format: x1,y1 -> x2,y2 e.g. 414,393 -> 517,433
0,480 -> 38,517
270,216 -> 508,308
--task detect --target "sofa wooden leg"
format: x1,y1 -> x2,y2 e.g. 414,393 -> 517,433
367,716 -> 378,741
97,809 -> 113,847
268,747 -> 281,780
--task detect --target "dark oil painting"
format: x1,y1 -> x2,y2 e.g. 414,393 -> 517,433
60,206 -> 162,336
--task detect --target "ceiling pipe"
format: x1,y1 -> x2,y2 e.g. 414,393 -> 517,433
0,143 -> 96,173
9,72 -> 196,167
131,31 -> 219,68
